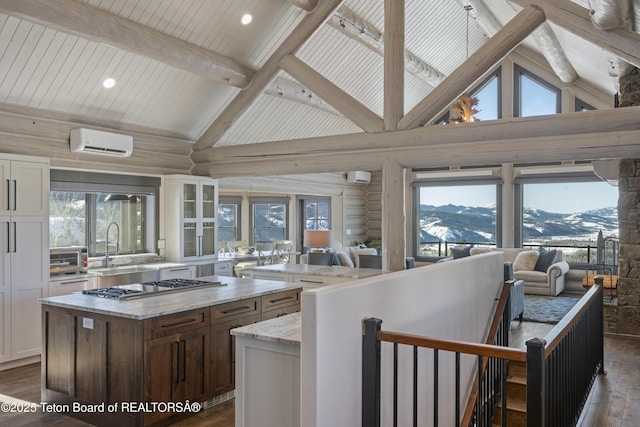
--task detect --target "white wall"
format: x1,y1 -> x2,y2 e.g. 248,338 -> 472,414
300,252 -> 504,426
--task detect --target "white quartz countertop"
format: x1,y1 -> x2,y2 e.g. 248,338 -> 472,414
39,276 -> 301,320
231,312 -> 301,346
248,263 -> 381,279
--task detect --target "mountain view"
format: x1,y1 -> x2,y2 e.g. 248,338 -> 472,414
418,204 -> 618,245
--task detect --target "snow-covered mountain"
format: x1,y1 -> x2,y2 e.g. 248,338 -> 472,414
419,204 -> 618,244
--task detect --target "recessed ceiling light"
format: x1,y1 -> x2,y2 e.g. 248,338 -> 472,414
102,78 -> 116,89
241,14 -> 252,25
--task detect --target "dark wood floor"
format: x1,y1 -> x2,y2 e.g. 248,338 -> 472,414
1,321 -> 638,426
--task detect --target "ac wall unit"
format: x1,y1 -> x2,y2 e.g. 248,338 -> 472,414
69,128 -> 133,157
347,171 -> 371,183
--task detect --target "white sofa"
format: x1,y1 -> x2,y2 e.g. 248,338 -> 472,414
471,247 -> 570,296
299,246 -> 378,267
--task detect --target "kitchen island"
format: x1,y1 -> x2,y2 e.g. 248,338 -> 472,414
245,263 -> 382,288
39,276 -> 302,427
231,312 -> 301,427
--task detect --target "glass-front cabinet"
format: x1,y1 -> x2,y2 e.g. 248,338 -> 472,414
165,175 -> 218,262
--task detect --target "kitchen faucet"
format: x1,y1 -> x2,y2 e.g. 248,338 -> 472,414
105,222 -> 120,267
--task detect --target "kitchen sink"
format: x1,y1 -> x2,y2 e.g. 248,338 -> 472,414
89,265 -> 161,287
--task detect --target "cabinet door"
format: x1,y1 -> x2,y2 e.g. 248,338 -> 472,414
211,314 -> 261,396
0,218 -> 8,361
199,181 -> 217,258
10,161 -> 49,216
11,217 -> 48,359
145,327 -> 210,424
49,277 -> 92,297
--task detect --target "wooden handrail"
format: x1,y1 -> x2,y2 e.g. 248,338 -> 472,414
543,284 -> 601,358
376,330 -> 527,362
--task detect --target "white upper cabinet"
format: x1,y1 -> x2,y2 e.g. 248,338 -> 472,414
0,156 -> 48,217
164,175 -> 218,262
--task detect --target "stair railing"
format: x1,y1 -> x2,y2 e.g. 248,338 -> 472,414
362,284 -> 604,427
525,284 -> 604,426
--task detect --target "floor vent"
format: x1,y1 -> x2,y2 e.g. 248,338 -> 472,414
202,390 -> 235,410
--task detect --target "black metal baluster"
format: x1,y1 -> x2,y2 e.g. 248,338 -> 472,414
393,343 -> 398,427
413,346 -> 418,427
455,352 -> 460,427
433,348 -> 438,427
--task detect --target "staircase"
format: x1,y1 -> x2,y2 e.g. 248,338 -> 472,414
493,360 -> 527,426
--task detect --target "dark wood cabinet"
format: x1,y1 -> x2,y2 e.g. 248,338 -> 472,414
261,288 -> 301,320
211,314 -> 261,395
41,288 -> 301,427
144,326 -> 210,425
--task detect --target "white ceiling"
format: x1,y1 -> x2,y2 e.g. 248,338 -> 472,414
0,0 -> 634,148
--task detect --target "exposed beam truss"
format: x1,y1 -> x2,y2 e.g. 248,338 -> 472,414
191,106 -> 640,177
398,5 -> 546,130
511,0 -> 640,69
264,77 -> 342,116
327,5 -> 446,87
192,0 -> 345,151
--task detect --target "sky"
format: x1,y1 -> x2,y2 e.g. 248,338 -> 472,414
421,181 -> 618,214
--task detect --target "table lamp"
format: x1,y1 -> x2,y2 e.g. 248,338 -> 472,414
304,229 -> 331,253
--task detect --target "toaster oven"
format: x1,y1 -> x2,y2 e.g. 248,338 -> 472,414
50,246 -> 88,275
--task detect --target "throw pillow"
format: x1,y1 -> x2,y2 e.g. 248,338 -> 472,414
513,250 -> 539,271
337,251 -> 354,268
470,247 -> 492,256
326,248 -> 341,266
450,245 -> 473,259
534,249 -> 557,272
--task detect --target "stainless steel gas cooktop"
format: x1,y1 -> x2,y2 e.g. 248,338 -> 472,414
82,278 -> 227,300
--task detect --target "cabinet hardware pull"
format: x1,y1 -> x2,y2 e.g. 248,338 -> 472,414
12,179 -> 16,211
172,342 -> 180,384
268,296 -> 295,304
221,305 -> 252,315
5,222 -> 8,253
161,318 -> 199,328
12,222 -> 16,253
168,268 -> 189,272
59,280 -> 89,286
5,180 -> 8,211
179,340 -> 186,382
298,279 -> 323,283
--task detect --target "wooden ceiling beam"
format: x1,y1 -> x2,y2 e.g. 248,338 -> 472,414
0,0 -> 253,88
191,106 -> 640,176
192,129 -> 640,178
384,0 -> 404,131
327,5 -> 445,87
279,55 -> 383,132
468,0 -> 578,83
398,5 -> 545,130
511,0 -> 640,69
192,0 -> 344,152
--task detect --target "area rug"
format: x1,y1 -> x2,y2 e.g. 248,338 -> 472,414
522,295 -> 581,324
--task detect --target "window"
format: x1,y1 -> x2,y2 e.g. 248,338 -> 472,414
50,170 -> 159,256
514,65 -> 561,117
302,198 -> 330,230
516,176 -> 618,264
413,179 -> 500,260
436,68 -> 501,124
298,196 -> 331,249
218,196 -> 241,243
471,69 -> 501,121
575,98 -> 595,112
249,197 -> 289,243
